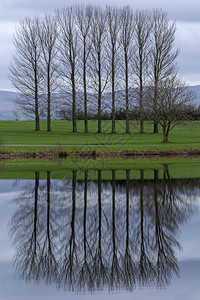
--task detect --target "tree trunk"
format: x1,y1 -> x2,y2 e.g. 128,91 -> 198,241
34,172 -> 39,246
47,67 -> 51,132
162,126 -> 168,143
126,170 -> 130,249
125,52 -> 130,134
98,170 -> 102,251
46,171 -> 51,243
111,47 -> 115,134
139,49 -> 144,134
83,39 -> 88,133
72,65 -> 77,133
35,94 -> 40,131
153,82 -> 158,133
35,63 -> 40,131
97,53 -> 102,133
154,122 -> 158,134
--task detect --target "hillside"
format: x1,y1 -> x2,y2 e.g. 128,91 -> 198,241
0,85 -> 200,120
0,91 -> 19,120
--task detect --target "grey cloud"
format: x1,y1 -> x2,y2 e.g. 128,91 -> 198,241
1,0 -> 200,23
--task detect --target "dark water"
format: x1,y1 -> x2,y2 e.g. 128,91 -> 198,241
1,168 -> 200,299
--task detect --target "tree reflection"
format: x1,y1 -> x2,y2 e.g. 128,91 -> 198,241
121,170 -> 136,290
9,166 -> 197,292
93,170 -> 108,290
136,170 -> 155,287
58,170 -> 78,291
9,172 -> 42,280
38,171 -> 59,284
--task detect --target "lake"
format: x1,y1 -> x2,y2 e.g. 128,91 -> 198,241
1,160 -> 200,300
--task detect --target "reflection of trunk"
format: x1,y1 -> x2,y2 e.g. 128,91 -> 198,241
39,171 -> 58,283
138,169 -> 154,285
58,170 -> 77,288
110,170 -> 121,289
78,170 -> 93,290
34,172 -> 40,251
70,170 -> 76,261
126,170 -> 130,250
124,170 -> 135,288
140,170 -> 144,256
163,164 -> 169,180
112,170 -> 116,255
153,170 -> 176,284
154,169 -> 159,181
139,170 -> 145,280
98,170 -> 102,257
83,171 -> 88,260
163,164 -> 173,204
47,171 -> 51,250
94,170 -> 107,288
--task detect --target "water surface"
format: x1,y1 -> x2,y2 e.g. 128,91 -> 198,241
1,165 -> 200,299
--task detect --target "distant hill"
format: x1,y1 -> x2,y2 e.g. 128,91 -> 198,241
188,85 -> 200,107
0,85 -> 200,120
0,91 -> 19,120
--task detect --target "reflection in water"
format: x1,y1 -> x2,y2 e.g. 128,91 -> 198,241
9,166 -> 197,292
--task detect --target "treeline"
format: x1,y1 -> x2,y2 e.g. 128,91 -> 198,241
70,106 -> 200,121
9,5 -> 194,142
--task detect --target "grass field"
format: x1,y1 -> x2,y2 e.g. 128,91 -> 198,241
1,120 -> 200,152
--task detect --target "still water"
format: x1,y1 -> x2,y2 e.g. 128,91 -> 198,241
1,166 -> 200,299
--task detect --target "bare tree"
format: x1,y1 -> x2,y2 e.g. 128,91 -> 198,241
89,7 -> 108,133
38,15 -> 58,132
149,9 -> 179,133
75,5 -> 93,133
120,6 -> 134,133
9,17 -> 42,131
148,75 -> 195,142
106,6 -> 121,134
132,10 -> 152,133
57,7 -> 79,133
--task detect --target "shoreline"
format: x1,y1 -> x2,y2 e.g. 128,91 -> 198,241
1,148 -> 200,160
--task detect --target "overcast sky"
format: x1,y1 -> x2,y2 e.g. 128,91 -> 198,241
1,0 -> 200,91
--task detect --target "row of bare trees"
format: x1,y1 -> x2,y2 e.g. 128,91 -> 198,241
9,5 -> 193,140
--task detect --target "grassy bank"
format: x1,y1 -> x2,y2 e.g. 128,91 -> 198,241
1,157 -> 200,180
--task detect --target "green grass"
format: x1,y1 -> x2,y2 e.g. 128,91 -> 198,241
1,120 -> 200,152
1,157 -> 200,180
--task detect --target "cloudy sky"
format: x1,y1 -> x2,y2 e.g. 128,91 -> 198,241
0,0 -> 200,91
